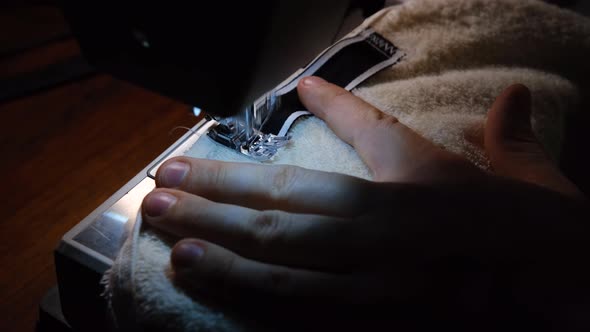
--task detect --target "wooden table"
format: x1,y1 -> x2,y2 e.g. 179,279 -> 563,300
0,6 -> 196,331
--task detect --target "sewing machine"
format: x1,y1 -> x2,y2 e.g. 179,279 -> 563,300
40,1 -> 395,331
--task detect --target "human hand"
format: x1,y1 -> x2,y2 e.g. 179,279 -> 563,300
142,77 -> 589,329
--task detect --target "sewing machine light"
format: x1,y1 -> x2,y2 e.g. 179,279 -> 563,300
192,107 -> 202,117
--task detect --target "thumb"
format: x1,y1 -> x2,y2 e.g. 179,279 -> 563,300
485,84 -> 580,196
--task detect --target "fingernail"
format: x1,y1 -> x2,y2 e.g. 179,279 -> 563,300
160,161 -> 189,187
301,76 -> 326,87
144,192 -> 177,217
172,241 -> 204,268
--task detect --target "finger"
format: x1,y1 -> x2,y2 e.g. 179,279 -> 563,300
155,157 -> 371,217
297,76 -> 442,182
142,189 -> 364,270
170,239 -> 385,305
485,84 -> 581,196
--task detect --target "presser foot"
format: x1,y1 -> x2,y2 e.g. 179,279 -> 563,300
207,119 -> 290,162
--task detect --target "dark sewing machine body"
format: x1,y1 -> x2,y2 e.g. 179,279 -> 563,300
44,1 -> 392,331
62,1 -> 357,116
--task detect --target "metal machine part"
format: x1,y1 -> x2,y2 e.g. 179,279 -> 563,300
206,116 -> 291,162
206,91 -> 291,162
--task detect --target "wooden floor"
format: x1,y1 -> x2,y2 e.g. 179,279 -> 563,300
0,6 -> 196,332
